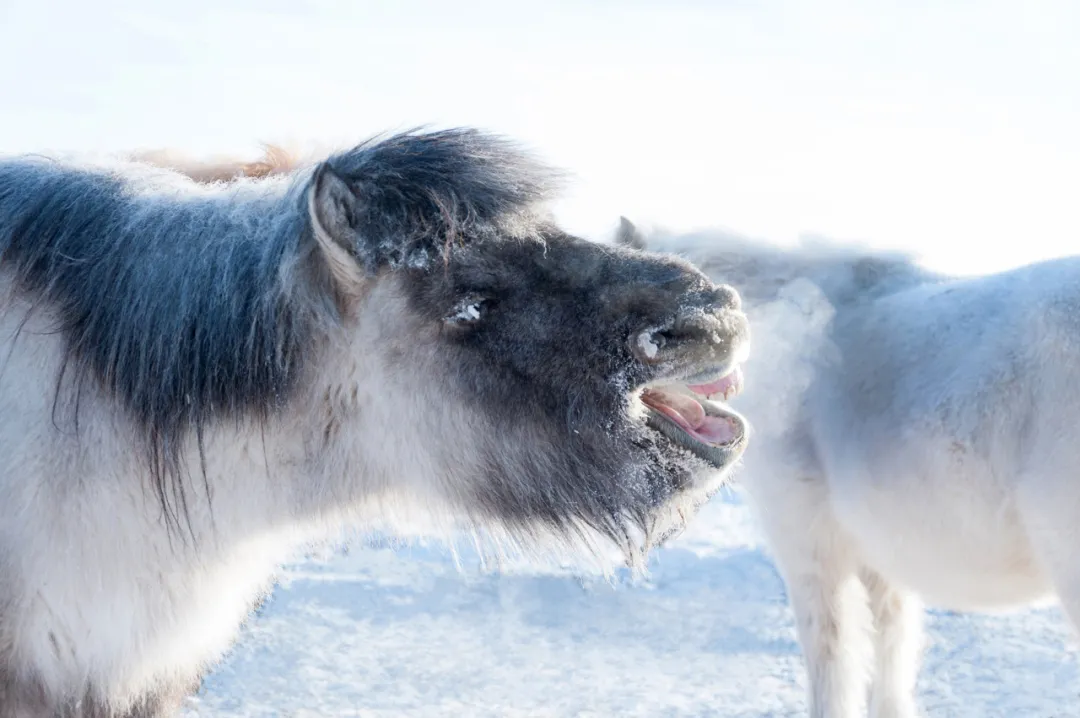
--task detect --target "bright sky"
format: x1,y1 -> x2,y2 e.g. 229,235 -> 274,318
1,0 -> 1077,276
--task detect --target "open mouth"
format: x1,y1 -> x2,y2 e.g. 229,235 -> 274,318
640,365 -> 747,468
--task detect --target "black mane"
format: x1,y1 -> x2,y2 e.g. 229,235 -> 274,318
0,128 -> 561,536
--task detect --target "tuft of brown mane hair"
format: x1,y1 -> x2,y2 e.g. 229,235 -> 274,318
129,144 -> 305,184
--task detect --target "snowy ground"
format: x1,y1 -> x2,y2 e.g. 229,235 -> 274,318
180,486 -> 1079,717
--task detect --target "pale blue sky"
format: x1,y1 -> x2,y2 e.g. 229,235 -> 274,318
1,0 -> 1077,274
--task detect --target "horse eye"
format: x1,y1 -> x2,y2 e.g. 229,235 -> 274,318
444,296 -> 488,326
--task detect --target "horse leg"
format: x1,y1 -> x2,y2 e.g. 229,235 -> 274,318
1017,485 -> 1080,643
750,475 -> 872,718
861,567 -> 924,718
787,557 -> 871,718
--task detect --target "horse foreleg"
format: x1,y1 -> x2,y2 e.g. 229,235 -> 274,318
752,475 -> 872,718
861,567 -> 924,718
787,565 -> 871,718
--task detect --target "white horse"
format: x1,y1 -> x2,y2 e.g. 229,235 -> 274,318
619,218 -> 1080,717
0,131 -> 752,718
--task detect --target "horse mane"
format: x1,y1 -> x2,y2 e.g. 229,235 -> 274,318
0,128 -> 560,538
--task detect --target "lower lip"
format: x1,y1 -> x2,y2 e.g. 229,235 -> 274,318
644,407 -> 745,467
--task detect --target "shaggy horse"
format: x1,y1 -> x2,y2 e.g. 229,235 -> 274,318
618,218 -> 1080,718
0,130 -> 751,718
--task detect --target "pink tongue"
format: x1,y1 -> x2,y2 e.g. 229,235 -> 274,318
642,389 -> 739,446
654,391 -> 705,426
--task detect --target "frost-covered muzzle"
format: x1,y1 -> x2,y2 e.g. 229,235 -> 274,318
631,293 -> 750,471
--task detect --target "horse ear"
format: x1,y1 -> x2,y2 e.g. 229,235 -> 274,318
308,163 -> 366,300
615,216 -> 647,250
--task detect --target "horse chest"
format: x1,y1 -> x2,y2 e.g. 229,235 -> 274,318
20,525 -> 289,704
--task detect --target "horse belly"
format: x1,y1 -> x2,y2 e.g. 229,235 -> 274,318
831,471 -> 1054,611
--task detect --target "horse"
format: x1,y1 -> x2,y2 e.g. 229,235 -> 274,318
619,217 -> 1080,717
0,131 -> 751,717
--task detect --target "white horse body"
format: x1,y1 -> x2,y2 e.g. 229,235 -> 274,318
0,284 -> 347,707
634,223 -> 1080,717
808,265 -> 1071,610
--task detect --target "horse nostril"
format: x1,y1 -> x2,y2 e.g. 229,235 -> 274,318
630,283 -> 745,364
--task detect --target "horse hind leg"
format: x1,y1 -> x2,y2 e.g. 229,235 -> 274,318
861,566 -> 925,718
1016,480 -> 1080,643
